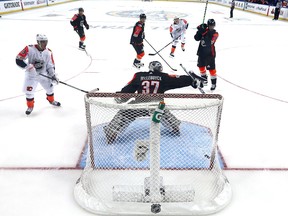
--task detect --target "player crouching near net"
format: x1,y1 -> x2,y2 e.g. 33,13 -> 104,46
16,34 -> 60,115
70,7 -> 89,50
103,61 -> 202,144
169,17 -> 188,58
194,19 -> 219,91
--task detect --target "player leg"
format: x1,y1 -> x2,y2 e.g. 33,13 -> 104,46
77,29 -> 86,49
39,76 -> 61,106
104,109 -> 149,144
161,110 -> 181,136
170,40 -> 178,57
197,56 -> 208,86
206,56 -> 217,91
132,44 -> 145,69
180,34 -> 186,51
23,73 -> 38,115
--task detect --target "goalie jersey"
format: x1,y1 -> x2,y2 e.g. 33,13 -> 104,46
120,70 -> 193,94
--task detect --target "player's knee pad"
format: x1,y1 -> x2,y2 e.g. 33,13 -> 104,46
209,69 -> 217,76
137,52 -> 145,59
80,36 -> 86,41
199,66 -> 206,74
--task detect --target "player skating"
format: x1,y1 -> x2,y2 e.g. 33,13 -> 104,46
169,17 -> 188,57
130,13 -> 146,69
70,7 -> 89,50
16,34 -> 60,115
103,61 -> 202,144
194,19 -> 219,91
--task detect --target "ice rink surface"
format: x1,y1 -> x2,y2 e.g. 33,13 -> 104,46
0,0 -> 288,215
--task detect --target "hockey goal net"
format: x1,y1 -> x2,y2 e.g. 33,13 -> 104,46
74,93 -> 232,215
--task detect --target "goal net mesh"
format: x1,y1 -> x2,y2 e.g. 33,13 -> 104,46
74,93 -> 232,215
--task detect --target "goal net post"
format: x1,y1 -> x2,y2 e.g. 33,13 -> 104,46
74,93 -> 232,215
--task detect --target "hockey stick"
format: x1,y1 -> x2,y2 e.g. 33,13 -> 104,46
148,40 -> 174,56
148,35 -> 181,56
144,38 -> 177,71
39,73 -> 99,93
202,0 -> 209,24
179,64 -> 206,94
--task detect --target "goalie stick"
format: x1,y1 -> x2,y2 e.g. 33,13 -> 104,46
39,73 -> 99,93
179,64 -> 206,94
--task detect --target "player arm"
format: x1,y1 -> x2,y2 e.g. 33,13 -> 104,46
84,15 -> 89,29
70,15 -> 78,28
132,24 -> 143,44
15,46 -> 29,69
165,75 -> 193,91
46,49 -> 56,76
211,32 -> 219,45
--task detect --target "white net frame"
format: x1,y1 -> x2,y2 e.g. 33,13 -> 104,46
74,93 -> 232,215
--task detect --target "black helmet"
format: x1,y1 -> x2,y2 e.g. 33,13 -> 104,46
149,61 -> 163,72
207,19 -> 216,26
140,13 -> 146,19
79,8 -> 84,12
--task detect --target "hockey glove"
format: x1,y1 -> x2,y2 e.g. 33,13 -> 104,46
85,24 -> 89,30
51,74 -> 59,85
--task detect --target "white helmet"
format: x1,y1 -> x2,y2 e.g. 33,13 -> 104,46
36,34 -> 48,50
149,61 -> 163,72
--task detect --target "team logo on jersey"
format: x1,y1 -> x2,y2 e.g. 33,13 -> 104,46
107,10 -> 187,21
26,86 -> 33,91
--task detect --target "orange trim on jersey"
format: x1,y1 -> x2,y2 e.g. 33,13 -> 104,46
133,25 -> 142,37
169,26 -> 173,33
71,14 -> 78,21
209,69 -> 217,76
199,67 -> 206,74
182,19 -> 187,24
18,46 -> 29,58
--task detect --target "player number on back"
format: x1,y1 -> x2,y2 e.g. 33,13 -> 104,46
141,81 -> 160,94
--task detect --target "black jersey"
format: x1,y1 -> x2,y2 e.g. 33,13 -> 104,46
130,21 -> 145,45
70,14 -> 89,30
120,70 -> 193,94
194,27 -> 219,57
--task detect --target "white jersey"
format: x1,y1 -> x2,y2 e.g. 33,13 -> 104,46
170,19 -> 188,40
16,44 -> 55,76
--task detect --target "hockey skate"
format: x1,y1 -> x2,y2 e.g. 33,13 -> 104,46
201,75 -> 208,86
79,45 -> 86,50
169,53 -> 175,58
25,107 -> 33,115
49,100 -> 61,106
133,62 -> 144,69
210,84 -> 216,91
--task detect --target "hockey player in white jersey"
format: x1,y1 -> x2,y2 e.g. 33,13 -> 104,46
16,34 -> 60,115
169,17 -> 188,57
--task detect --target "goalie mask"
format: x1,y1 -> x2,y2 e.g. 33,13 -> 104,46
36,34 -> 48,50
149,61 -> 163,72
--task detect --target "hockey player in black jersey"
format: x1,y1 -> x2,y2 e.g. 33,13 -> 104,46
70,8 -> 89,50
130,13 -> 146,68
103,61 -> 201,144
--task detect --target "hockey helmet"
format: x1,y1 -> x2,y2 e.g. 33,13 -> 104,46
140,13 -> 146,19
149,61 -> 163,72
79,7 -> 84,12
36,34 -> 48,50
207,19 -> 216,26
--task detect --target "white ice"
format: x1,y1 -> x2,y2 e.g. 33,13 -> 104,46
0,0 -> 288,215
